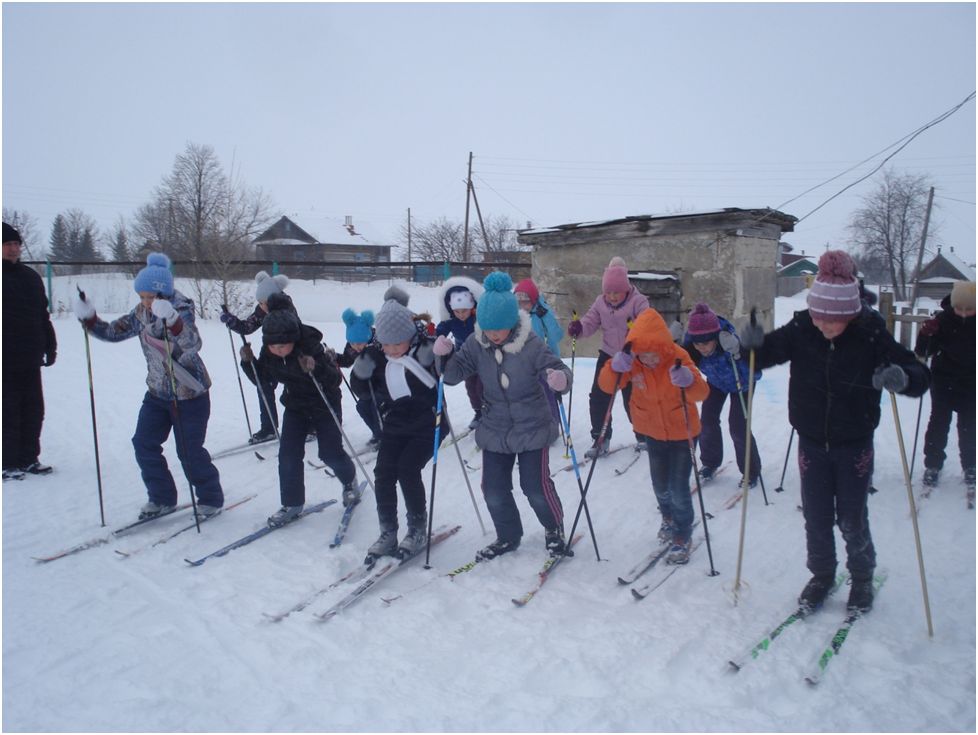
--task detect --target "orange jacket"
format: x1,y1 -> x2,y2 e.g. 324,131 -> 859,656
597,309 -> 709,441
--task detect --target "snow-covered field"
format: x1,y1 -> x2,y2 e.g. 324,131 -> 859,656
3,275 -> 975,732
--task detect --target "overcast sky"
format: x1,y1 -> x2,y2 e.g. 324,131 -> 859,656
2,2 -> 975,262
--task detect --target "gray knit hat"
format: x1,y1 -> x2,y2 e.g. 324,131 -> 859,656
374,298 -> 417,344
383,284 -> 410,308
255,271 -> 289,303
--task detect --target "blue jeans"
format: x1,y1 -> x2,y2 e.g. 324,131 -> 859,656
798,434 -> 876,581
132,392 -> 223,507
481,448 -> 564,543
645,437 -> 694,540
278,407 -> 356,507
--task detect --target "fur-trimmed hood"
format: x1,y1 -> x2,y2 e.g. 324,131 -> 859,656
438,276 -> 484,322
473,309 -> 533,355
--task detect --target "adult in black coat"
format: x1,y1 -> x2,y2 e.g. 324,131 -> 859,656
2,223 -> 57,478
914,283 -> 976,488
741,250 -> 930,615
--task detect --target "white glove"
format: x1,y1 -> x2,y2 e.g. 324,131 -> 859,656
718,330 -> 740,358
73,295 -> 96,322
151,298 -> 179,326
433,335 -> 454,356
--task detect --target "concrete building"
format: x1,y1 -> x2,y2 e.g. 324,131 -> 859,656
517,208 -> 796,357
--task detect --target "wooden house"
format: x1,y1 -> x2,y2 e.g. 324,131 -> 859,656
913,246 -> 976,301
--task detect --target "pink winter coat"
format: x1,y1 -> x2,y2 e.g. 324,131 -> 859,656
579,286 -> 650,356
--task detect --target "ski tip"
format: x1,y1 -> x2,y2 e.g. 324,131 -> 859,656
631,588 -> 646,601
727,660 -> 742,673
617,577 -> 629,585
183,558 -> 204,567
511,597 -> 529,607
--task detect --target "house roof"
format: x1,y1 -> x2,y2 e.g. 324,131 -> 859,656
919,248 -> 977,281
254,216 -> 318,246
518,207 -> 797,236
254,215 -> 390,248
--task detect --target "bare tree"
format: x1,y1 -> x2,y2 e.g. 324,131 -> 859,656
398,216 -> 466,261
847,170 -> 937,300
133,142 -> 275,315
478,214 -> 527,257
2,208 -> 41,259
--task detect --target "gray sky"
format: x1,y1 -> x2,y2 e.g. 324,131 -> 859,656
3,2 -> 975,262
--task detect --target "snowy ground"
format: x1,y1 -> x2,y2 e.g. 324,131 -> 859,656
3,276 -> 975,732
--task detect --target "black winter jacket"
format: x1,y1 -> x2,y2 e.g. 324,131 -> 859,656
242,324 -> 342,416
753,306 -> 930,446
914,295 -> 975,394
2,259 -> 57,372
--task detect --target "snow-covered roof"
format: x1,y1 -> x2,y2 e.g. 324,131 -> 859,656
519,207 -> 796,236
254,214 -> 391,249
940,249 -> 976,280
629,271 -> 678,281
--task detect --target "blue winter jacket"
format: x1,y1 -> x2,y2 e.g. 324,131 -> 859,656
528,294 -> 564,356
683,316 -> 760,395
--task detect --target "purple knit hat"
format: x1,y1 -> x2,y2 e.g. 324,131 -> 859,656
808,250 -> 861,323
686,303 -> 721,342
602,257 -> 630,294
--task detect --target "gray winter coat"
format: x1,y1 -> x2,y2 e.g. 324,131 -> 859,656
442,311 -> 572,453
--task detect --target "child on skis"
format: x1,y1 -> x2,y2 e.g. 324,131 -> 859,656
337,308 -> 382,448
219,271 -> 292,444
913,280 -> 975,489
71,253 -> 224,521
515,278 -> 564,424
435,271 -> 573,560
240,293 -> 359,528
434,276 -> 485,429
598,308 -> 709,564
351,296 -> 444,561
740,250 -> 930,613
567,257 -> 649,457
681,303 -> 762,488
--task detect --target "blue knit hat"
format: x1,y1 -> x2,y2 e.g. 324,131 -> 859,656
342,308 -> 374,344
477,271 -> 519,331
133,253 -> 174,297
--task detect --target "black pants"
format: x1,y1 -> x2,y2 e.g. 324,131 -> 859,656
3,368 -> 44,469
373,431 -> 438,530
698,388 -> 761,480
923,380 -> 976,472
278,407 -> 355,507
798,434 -> 876,581
588,351 -> 637,444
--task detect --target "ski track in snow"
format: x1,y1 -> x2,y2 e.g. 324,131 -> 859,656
3,277 -> 974,731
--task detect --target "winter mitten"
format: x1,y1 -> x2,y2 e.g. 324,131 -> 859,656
872,364 -> 908,393
740,323 -> 765,351
669,364 -> 694,388
322,346 -> 337,364
610,350 -> 634,373
151,298 -> 179,326
44,350 -> 57,367
668,321 -> 684,343
239,344 -> 255,363
298,355 -> 316,374
73,295 -> 96,322
433,335 -> 454,356
918,318 -> 939,337
352,352 -> 376,379
546,368 -> 568,392
718,330 -> 741,358
567,320 -> 583,339
219,307 -> 234,325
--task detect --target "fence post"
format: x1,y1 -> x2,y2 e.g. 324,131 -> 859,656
443,260 -> 450,281
879,291 -> 895,336
272,261 -> 279,276
45,259 -> 53,313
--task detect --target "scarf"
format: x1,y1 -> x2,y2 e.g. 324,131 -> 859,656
385,353 -> 436,401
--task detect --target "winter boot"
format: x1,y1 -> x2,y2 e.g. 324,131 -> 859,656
138,501 -> 177,521
798,574 -> 835,612
657,517 -> 676,545
665,536 -> 691,565
634,440 -> 647,453
248,427 -> 277,445
267,505 -> 304,528
22,462 -> 53,475
699,465 -> 719,482
195,504 -> 222,521
847,576 -> 875,613
740,475 -> 759,489
397,513 -> 428,558
585,442 -> 610,460
2,468 -> 25,481
922,467 -> 940,487
367,435 -> 381,450
366,526 -> 399,563
964,467 -> 975,489
476,537 -> 520,561
341,481 -> 362,508
545,528 -> 573,557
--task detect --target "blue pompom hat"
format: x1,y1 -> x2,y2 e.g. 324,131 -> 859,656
133,252 -> 174,297
342,308 -> 375,344
476,271 -> 519,331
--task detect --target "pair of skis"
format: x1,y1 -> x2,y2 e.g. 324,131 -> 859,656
728,571 -> 887,685
616,521 -> 703,599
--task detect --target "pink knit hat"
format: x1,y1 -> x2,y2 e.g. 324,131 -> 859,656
602,257 -> 630,294
686,303 -> 721,342
514,278 -> 539,305
807,250 -> 861,323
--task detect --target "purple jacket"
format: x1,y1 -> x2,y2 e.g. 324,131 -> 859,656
579,286 -> 649,356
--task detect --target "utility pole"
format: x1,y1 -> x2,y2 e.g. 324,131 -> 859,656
463,151 -> 473,262
469,182 -> 492,257
406,208 -> 412,263
908,186 -> 935,310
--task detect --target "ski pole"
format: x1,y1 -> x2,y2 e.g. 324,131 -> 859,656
732,309 -> 759,603
222,308 -> 253,440
239,333 -> 280,441
675,358 -> 718,576
437,384 -> 486,535
366,381 -> 385,434
423,372 -> 447,568
908,355 -> 929,481
557,395 -> 601,560
567,343 -> 630,548
158,303 -> 201,533
889,390 -> 934,637
774,428 -> 794,493
77,286 -> 106,527
566,309 -> 578,441
307,372 -> 376,495
726,351 -> 769,506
